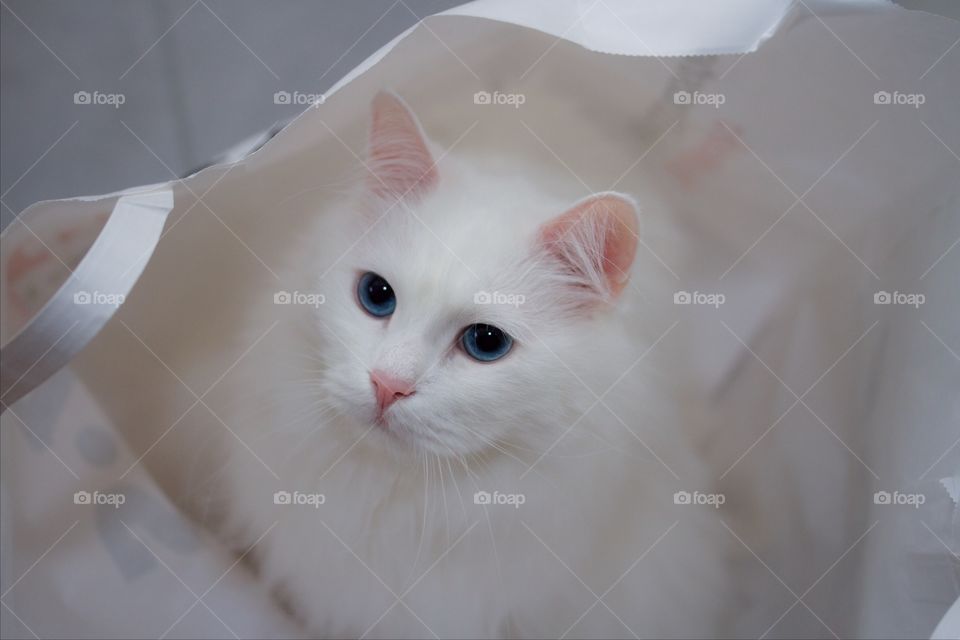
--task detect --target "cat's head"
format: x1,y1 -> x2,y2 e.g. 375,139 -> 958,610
314,91 -> 640,458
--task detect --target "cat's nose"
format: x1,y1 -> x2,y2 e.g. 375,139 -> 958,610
370,369 -> 416,414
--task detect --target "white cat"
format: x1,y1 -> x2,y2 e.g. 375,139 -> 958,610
203,91 -> 729,638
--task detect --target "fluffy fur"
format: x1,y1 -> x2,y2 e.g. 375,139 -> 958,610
202,92 -> 728,638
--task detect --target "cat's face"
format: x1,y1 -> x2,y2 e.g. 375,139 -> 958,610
314,92 -> 639,458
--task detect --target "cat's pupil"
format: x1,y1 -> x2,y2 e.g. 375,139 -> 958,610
474,325 -> 504,352
367,279 -> 391,304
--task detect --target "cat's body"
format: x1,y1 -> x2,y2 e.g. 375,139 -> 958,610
118,92 -> 729,637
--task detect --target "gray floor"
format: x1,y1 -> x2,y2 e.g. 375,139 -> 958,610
1,0 -> 957,230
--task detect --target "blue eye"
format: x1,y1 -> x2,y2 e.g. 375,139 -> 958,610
462,324 -> 513,362
357,272 -> 396,317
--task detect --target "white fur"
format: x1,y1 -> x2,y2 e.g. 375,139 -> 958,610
200,96 -> 730,638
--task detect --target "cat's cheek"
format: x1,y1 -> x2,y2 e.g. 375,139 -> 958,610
322,364 -> 369,417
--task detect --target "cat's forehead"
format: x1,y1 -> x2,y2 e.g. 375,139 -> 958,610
362,214 -> 514,297
353,213 -> 537,342
363,179 -> 553,290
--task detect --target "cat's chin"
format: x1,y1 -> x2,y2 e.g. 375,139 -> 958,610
325,388 -> 491,458
339,409 -> 483,459
371,416 -> 457,457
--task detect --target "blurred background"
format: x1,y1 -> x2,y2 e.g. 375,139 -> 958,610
1,0 -> 957,230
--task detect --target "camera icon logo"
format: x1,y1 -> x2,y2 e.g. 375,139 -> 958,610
274,291 -> 292,305
74,490 -> 92,504
74,91 -> 91,105
473,491 -> 491,505
673,91 -> 691,105
473,290 -> 492,305
274,91 -> 291,105
74,291 -> 92,304
473,91 -> 491,105
273,490 -> 292,505
873,491 -> 891,505
873,91 -> 891,105
874,291 -> 891,305
673,491 -> 692,505
673,291 -> 692,304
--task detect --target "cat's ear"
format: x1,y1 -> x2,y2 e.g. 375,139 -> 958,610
537,192 -> 639,302
366,91 -> 438,200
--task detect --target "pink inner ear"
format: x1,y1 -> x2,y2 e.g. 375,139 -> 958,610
539,193 -> 639,299
367,91 -> 438,200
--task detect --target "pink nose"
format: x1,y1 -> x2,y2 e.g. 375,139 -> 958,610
370,369 -> 416,414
